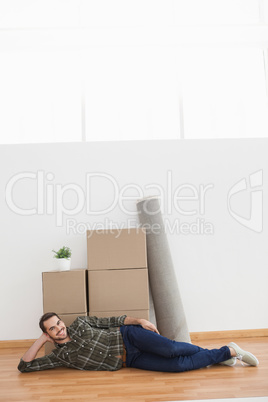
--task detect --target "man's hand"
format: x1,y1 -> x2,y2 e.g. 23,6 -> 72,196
139,319 -> 160,334
123,316 -> 160,334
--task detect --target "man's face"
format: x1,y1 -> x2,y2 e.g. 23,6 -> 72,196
43,315 -> 68,343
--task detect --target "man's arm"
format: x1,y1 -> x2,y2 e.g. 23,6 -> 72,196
81,315 -> 159,334
22,333 -> 53,362
82,315 -> 127,328
18,333 -> 62,373
123,316 -> 160,334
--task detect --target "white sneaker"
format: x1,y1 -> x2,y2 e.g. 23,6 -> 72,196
228,342 -> 259,366
219,357 -> 236,366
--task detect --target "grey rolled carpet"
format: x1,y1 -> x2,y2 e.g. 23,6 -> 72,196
137,196 -> 191,343
148,284 -> 157,326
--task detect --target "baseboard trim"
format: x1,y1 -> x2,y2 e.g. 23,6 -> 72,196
190,328 -> 268,342
1,328 -> 267,349
0,339 -> 39,349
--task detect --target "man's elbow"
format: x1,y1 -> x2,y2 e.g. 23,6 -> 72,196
17,358 -> 30,373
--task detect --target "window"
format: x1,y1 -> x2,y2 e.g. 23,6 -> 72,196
83,46 -> 181,141
0,50 -> 81,144
181,47 -> 268,139
0,0 -> 267,143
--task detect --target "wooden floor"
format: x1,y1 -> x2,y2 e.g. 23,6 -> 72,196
0,337 -> 267,402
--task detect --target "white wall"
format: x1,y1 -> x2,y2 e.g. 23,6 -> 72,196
0,139 -> 267,340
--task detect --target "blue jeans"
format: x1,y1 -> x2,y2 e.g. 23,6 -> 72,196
120,325 -> 231,372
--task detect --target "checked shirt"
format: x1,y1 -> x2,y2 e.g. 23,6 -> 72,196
18,315 -> 127,372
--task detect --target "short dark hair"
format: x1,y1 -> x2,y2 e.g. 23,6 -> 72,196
39,312 -> 60,333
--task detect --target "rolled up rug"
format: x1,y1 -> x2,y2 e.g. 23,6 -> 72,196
137,196 -> 191,343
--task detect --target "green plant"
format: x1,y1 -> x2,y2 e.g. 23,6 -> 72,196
52,246 -> 72,259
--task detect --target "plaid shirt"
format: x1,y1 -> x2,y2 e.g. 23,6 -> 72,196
18,315 -> 127,372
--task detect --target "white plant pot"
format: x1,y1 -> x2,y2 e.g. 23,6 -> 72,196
56,258 -> 71,271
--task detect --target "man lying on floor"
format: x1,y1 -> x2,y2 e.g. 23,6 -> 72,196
18,313 -> 259,373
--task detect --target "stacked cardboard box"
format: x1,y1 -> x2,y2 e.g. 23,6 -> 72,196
87,228 -> 149,320
42,269 -> 88,354
41,229 -> 149,354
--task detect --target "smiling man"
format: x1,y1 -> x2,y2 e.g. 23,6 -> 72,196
18,312 -> 259,373
42,315 -> 70,342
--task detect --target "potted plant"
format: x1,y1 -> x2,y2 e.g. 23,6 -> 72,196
52,246 -> 72,271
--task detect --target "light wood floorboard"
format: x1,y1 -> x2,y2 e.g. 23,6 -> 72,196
0,337 -> 267,402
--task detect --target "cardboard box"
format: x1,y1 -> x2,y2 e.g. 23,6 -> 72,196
42,269 -> 88,314
44,313 -> 85,355
87,228 -> 147,270
88,268 -> 149,312
89,310 -> 149,321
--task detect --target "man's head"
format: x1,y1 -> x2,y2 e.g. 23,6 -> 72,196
39,312 -> 68,343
